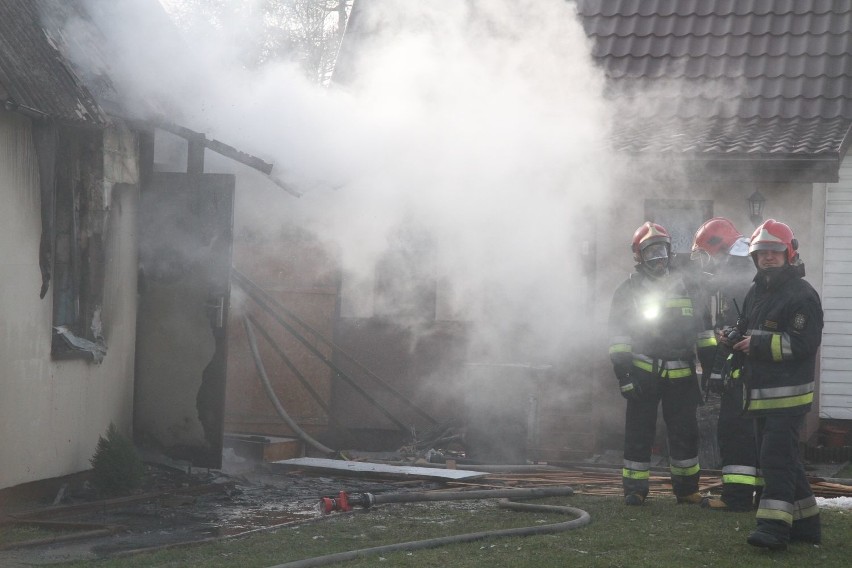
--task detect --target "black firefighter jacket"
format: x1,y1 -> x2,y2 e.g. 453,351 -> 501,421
608,267 -> 711,383
741,263 -> 823,416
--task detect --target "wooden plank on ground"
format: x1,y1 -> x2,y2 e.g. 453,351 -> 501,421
432,470 -> 725,496
270,458 -> 489,481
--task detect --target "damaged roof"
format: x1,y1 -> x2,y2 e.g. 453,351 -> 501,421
0,0 -> 109,126
577,0 -> 852,175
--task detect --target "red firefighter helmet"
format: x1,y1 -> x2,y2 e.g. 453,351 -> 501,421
691,217 -> 743,258
631,222 -> 671,264
749,219 -> 798,262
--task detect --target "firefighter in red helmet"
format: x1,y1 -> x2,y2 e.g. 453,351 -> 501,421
689,218 -> 761,512
691,217 -> 750,263
608,222 -> 708,506
729,219 -> 823,550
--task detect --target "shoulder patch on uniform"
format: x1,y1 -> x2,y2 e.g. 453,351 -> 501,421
793,313 -> 807,331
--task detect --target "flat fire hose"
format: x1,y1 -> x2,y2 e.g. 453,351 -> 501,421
267,486 -> 589,568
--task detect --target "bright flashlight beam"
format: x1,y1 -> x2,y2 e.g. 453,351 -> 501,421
643,305 -> 660,320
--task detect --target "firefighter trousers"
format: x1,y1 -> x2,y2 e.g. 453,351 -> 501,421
623,371 -> 701,498
717,384 -> 760,510
754,414 -> 820,542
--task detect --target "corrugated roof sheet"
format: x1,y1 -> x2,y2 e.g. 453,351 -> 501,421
0,0 -> 108,125
577,0 -> 852,157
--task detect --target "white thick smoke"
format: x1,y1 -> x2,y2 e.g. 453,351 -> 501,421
69,0 -> 618,367
322,1 -> 616,363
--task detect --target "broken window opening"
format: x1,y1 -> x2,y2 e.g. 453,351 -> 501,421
50,127 -> 107,362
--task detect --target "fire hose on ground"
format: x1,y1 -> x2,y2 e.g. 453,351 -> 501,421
266,486 -> 590,568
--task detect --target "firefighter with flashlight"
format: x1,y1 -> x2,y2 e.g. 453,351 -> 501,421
730,219 -> 823,550
608,222 -> 708,506
689,218 -> 761,511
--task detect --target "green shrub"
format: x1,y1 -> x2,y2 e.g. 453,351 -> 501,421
89,423 -> 144,497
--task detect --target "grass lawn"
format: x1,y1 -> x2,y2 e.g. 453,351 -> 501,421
55,491 -> 851,568
0,524 -> 71,548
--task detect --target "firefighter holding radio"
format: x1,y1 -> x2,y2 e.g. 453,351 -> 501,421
735,219 -> 823,550
690,218 -> 761,512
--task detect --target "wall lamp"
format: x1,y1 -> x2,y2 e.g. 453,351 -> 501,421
748,190 -> 766,227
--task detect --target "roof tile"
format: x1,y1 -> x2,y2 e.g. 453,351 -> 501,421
339,1 -> 852,162
586,12 -> 852,37
0,0 -> 107,125
578,0 -> 852,156
584,0 -> 846,18
612,116 -> 851,157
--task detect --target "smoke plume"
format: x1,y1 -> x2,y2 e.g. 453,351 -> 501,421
65,0 -> 620,372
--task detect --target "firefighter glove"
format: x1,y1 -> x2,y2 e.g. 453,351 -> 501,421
618,373 -> 642,401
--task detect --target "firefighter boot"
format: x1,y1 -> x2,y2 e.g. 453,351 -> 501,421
676,492 -> 703,504
700,496 -> 729,510
747,529 -> 788,551
790,515 -> 821,545
624,494 -> 645,506
700,496 -> 752,512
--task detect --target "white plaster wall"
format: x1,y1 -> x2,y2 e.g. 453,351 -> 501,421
0,112 -> 139,490
819,159 -> 852,420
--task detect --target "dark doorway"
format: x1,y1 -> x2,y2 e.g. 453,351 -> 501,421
134,172 -> 235,468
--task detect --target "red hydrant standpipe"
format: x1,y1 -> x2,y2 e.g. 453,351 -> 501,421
319,491 -> 362,514
320,486 -> 576,514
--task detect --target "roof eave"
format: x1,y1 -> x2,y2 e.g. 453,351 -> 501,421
680,153 -> 842,183
624,150 -> 843,183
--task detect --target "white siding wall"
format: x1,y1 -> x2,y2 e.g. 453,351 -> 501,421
821,157 -> 852,420
0,112 -> 139,490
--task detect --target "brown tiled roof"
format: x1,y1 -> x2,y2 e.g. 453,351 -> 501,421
577,0 -> 852,162
0,0 -> 108,125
